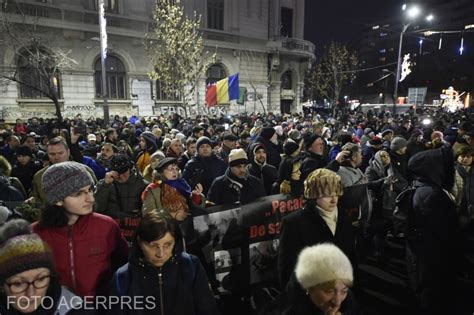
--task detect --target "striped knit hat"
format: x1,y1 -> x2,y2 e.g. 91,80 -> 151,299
42,161 -> 94,205
0,220 -> 54,282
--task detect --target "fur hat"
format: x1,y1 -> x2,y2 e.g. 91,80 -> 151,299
228,149 -> 248,167
304,168 -> 343,200
196,136 -> 212,151
0,220 -> 54,282
259,127 -> 276,141
390,137 -> 408,152
295,243 -> 353,289
42,162 -> 94,205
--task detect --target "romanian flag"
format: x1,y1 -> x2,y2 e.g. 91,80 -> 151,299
206,73 -> 239,106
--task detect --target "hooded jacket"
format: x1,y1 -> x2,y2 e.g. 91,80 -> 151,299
253,136 -> 281,169
246,142 -> 278,196
111,241 -> 220,315
407,146 -> 461,314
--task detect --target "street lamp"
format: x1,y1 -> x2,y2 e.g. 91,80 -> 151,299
393,5 -> 433,113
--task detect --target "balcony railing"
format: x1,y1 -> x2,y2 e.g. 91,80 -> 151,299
268,37 -> 315,58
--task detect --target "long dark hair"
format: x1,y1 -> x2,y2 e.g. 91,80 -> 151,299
38,204 -> 69,228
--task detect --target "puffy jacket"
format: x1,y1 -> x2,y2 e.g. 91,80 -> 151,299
111,244 -> 220,315
182,154 -> 227,196
32,213 -> 129,297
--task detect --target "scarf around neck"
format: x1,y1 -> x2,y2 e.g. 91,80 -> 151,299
165,178 -> 192,197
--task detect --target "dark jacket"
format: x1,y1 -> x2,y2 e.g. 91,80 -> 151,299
208,168 -> 266,205
407,146 -> 461,314
300,151 -> 340,183
254,136 -> 281,169
277,202 -> 356,288
247,142 -> 278,196
95,172 -> 149,219
178,151 -> 193,171
182,154 -> 227,196
111,244 -> 220,315
389,151 -> 409,193
277,154 -> 304,196
11,159 -> 43,193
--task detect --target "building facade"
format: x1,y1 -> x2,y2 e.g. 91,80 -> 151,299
0,0 -> 314,121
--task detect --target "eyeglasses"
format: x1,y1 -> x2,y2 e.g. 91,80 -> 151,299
6,275 -> 51,294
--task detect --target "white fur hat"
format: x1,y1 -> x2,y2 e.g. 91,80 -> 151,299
295,243 -> 353,289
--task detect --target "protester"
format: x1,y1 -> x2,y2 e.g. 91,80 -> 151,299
0,219 -> 87,315
32,161 -> 129,297
136,131 -> 158,174
111,211 -> 220,315
11,145 -> 43,194
178,137 -> 197,170
278,168 -> 355,288
246,142 -> 278,196
208,149 -> 266,205
254,127 -> 281,169
142,150 -> 166,182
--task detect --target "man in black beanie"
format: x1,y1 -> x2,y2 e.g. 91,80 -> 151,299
254,127 -> 281,169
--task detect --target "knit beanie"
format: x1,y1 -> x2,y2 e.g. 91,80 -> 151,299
140,131 -> 157,151
259,127 -> 276,141
42,161 -> 94,205
381,129 -> 393,138
390,137 -> 408,152
304,168 -> 343,200
303,133 -> 321,150
0,219 -> 54,282
196,136 -> 212,151
228,149 -> 248,167
295,243 -> 353,289
411,129 -> 423,138
283,139 -> 300,156
15,145 -> 33,158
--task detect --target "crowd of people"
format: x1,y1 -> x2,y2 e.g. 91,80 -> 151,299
0,105 -> 472,314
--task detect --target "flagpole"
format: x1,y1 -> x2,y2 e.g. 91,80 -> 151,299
98,0 -> 109,126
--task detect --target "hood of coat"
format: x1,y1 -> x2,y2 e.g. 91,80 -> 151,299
408,145 -> 455,190
247,142 -> 266,167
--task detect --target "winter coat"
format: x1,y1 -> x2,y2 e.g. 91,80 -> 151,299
11,159 -> 43,193
300,151 -> 340,182
182,154 -> 227,196
32,213 -> 129,297
178,151 -> 193,171
0,175 -> 25,202
95,172 -> 149,219
407,146 -> 461,314
247,142 -> 278,196
361,145 -> 378,172
277,202 -> 356,288
208,168 -> 266,205
389,151 -> 409,193
110,244 -> 220,315
253,136 -> 281,169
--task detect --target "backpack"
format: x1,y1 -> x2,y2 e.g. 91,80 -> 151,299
392,183 -> 417,236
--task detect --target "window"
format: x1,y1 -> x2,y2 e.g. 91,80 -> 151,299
156,80 -> 181,101
17,48 -> 60,99
281,71 -> 292,89
94,55 -> 126,99
206,64 -> 227,85
280,7 -> 293,37
207,0 -> 224,30
95,0 -> 118,14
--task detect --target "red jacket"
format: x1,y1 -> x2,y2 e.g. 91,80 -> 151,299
32,213 -> 129,297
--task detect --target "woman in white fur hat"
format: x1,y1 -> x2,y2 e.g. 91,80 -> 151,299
283,243 -> 359,315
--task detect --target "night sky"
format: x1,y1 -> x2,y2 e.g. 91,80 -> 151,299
304,0 -> 402,52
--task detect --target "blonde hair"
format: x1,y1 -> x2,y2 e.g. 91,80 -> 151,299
304,168 -> 343,199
